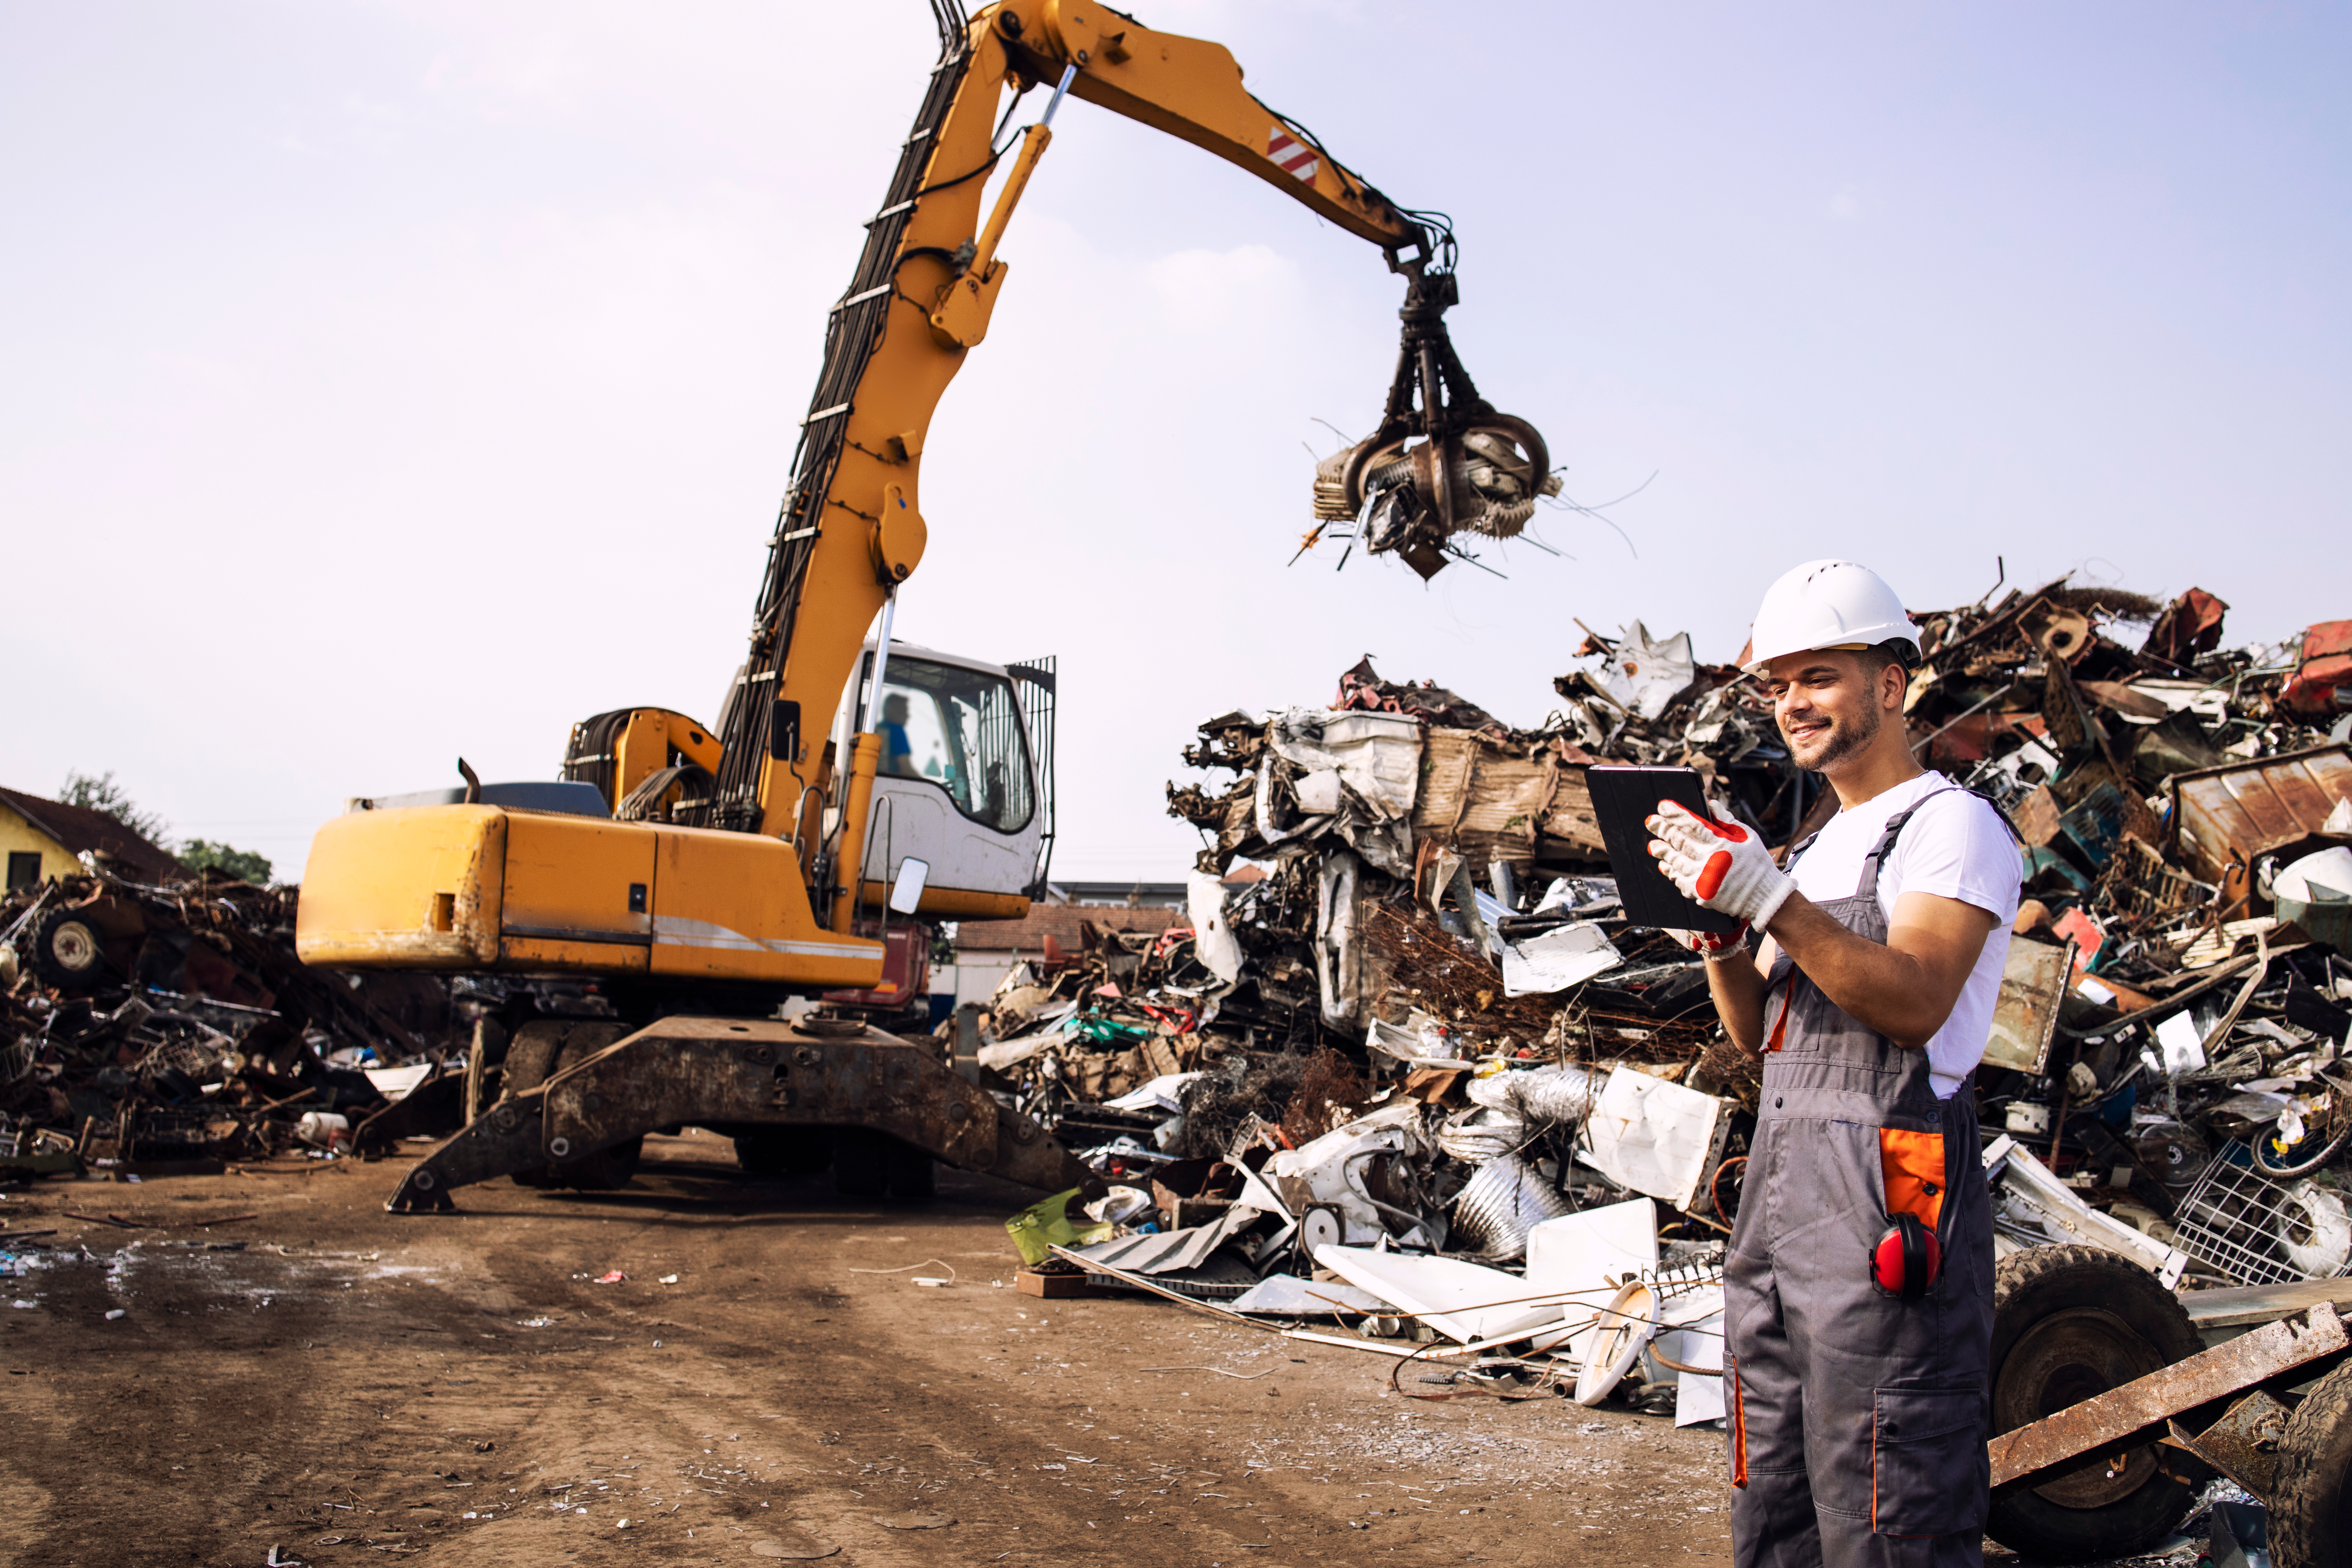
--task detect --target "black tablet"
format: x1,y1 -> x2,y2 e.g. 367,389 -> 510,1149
1585,765 -> 1744,934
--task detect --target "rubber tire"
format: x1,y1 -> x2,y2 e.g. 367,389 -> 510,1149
502,1021 -> 569,1189
733,1127 -> 834,1180
2253,1120 -> 2352,1180
833,1129 -> 891,1198
502,1020 -> 639,1191
1984,1245 -> 2207,1563
31,908 -> 108,992
2273,1359 -> 2352,1568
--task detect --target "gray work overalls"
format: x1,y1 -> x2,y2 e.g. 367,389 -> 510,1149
1725,793 -> 1996,1568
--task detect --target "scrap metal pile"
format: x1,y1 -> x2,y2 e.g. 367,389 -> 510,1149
982,576 -> 2352,1415
0,870 -> 460,1177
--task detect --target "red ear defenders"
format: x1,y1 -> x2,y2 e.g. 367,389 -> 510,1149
1870,1212 -> 1942,1299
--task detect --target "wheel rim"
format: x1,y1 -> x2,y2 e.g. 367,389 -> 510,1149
49,920 -> 100,973
1996,1307 -> 2169,1509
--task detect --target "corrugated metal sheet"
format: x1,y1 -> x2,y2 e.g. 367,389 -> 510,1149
1412,731 -> 1553,866
2169,744 -> 2352,890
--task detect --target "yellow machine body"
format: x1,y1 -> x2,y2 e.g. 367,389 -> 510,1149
298,806 -> 881,987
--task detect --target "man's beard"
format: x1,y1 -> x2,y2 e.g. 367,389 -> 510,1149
1791,699 -> 1881,771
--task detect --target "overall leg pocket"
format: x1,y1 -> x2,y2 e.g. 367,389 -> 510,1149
1878,1128 -> 1946,1233
1872,1386 -> 1987,1537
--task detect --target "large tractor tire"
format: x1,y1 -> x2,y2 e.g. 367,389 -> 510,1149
31,907 -> 109,992
1984,1245 -> 2207,1563
502,1020 -> 640,1191
2273,1359 -> 2352,1568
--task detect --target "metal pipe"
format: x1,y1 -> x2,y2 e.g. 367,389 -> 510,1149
1041,62 -> 1077,126
861,591 -> 899,733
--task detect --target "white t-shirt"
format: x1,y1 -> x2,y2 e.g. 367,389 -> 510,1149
1781,771 -> 2021,1098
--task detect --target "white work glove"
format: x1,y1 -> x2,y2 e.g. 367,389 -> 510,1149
1667,923 -> 1750,959
1647,800 -> 1796,931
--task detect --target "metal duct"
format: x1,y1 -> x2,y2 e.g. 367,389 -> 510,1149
1449,1152 -> 1575,1262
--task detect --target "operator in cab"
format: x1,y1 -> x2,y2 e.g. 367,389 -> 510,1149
1643,560 -> 2022,1568
877,692 -> 920,778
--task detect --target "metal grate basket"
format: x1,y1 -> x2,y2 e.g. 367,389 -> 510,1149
2172,1142 -> 2352,1287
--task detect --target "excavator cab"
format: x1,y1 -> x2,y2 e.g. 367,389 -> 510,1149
831,640 -> 1056,922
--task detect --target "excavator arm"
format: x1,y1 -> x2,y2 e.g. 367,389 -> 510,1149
710,1 -> 1540,939
1003,6 -> 1429,252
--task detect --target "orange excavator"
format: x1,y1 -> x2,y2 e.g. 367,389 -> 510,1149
292,0 -> 1555,1211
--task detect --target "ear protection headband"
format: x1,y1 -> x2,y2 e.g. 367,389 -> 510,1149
1870,1212 -> 1941,1300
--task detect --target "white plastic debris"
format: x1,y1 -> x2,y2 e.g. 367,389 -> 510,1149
1525,1198 -> 1660,1357
1597,623 -> 1697,720
1265,1101 -> 1430,1246
1653,1284 -> 1727,1427
1572,1280 -> 1659,1406
1500,922 -> 1622,997
1186,871 -> 1244,984
362,1063 -> 435,1102
1081,1186 -> 1154,1226
2277,845 -> 2352,901
1577,1068 -> 1735,1213
1311,1244 -> 1561,1345
1100,1074 -> 1203,1114
2156,1010 -> 2208,1075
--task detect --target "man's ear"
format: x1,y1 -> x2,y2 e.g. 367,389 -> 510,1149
1884,661 -> 1910,712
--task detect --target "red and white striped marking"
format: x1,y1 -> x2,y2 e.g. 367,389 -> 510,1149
1266,126 -> 1318,183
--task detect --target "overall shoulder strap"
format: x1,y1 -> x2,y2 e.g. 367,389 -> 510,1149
1856,785 -> 1968,902
1779,827 -> 1827,874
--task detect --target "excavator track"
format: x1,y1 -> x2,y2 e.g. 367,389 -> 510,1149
385,1014 -> 1090,1212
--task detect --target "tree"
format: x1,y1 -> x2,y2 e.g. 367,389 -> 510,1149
59,769 -> 170,845
59,771 -> 275,884
179,839 -> 274,885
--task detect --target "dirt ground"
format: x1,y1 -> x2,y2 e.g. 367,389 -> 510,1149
0,1133 -> 1741,1568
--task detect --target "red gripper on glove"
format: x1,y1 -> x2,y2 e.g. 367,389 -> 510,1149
1682,813 -> 1751,902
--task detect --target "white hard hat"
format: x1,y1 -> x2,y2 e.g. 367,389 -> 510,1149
1743,559 -> 1918,674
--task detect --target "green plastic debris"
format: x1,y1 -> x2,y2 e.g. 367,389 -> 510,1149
1066,1014 -> 1151,1045
1004,1187 -> 1113,1267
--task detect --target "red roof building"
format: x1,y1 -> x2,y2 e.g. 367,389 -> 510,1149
0,785 -> 184,889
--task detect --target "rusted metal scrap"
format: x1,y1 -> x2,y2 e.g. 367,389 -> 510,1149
0,868 -> 462,1171
1989,1303 -> 2348,1489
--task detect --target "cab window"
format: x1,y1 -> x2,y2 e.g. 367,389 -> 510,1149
865,655 -> 1035,834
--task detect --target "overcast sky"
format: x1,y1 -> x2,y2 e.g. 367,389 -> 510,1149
4,1 -> 2346,884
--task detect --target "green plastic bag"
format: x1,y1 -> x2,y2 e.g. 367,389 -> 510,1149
1004,1186 -> 1112,1266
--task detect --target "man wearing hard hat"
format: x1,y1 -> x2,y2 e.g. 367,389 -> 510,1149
1646,560 -> 2021,1568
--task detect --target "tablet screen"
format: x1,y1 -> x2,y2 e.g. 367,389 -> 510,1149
1584,765 -> 1744,934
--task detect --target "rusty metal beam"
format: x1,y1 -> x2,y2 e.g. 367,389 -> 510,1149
1990,1304 -> 2346,1489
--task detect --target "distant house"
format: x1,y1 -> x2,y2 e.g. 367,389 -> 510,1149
0,785 -> 183,889
946,903 -> 1193,1008
1041,879 -> 1190,909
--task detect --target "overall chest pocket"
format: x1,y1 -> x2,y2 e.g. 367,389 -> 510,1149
1872,1386 -> 1988,1536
